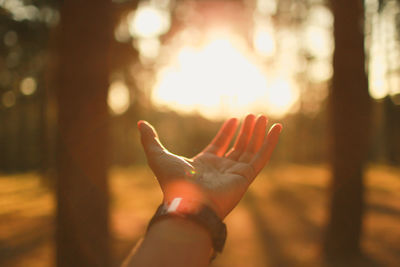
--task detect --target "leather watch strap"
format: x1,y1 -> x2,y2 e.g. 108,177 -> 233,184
147,198 -> 227,258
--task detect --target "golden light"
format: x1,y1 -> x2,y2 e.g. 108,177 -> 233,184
153,33 -> 299,119
304,25 -> 333,58
20,77 -> 37,95
134,38 -> 161,61
367,5 -> 400,100
253,24 -> 275,58
266,78 -> 300,117
128,3 -> 170,38
2,91 -> 16,108
369,52 -> 388,99
108,80 -> 130,115
305,5 -> 333,58
308,60 -> 332,83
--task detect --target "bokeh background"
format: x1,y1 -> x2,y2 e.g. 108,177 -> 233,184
0,0 -> 399,266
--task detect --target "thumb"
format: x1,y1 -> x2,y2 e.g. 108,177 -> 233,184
137,120 -> 166,156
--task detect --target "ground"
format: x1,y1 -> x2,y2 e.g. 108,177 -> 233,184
0,164 -> 399,267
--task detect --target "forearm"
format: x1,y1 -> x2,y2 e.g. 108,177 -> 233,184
122,217 -> 213,267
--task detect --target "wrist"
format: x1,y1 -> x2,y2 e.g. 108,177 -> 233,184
136,217 -> 213,267
148,197 -> 227,260
148,216 -> 213,248
162,181 -> 223,219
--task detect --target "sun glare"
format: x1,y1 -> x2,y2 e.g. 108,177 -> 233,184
153,35 -> 299,120
129,3 -> 170,39
253,24 -> 276,58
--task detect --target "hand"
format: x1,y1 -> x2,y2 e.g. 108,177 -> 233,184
138,114 -> 282,219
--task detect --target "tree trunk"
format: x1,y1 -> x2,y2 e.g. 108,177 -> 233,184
56,1 -> 112,266
324,0 -> 371,263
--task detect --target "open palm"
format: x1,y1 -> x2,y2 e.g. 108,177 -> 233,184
138,114 -> 282,218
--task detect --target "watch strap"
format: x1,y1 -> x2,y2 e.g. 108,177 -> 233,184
147,198 -> 227,257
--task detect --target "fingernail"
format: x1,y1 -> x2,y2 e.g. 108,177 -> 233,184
277,123 -> 283,133
246,114 -> 256,120
229,117 -> 239,124
137,120 -> 144,130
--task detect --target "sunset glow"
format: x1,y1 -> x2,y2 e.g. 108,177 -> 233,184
153,35 -> 299,119
253,23 -> 275,58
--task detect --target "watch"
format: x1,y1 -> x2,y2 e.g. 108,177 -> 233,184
147,197 -> 227,258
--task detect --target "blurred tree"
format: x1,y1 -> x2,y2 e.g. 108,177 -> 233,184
0,4 -> 56,172
324,0 -> 372,263
56,0 -> 112,266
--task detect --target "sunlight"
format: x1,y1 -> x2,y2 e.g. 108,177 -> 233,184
128,3 -> 170,38
153,34 -> 299,119
266,78 -> 299,116
253,23 -> 275,58
304,25 -> 333,59
108,80 -> 130,115
134,37 -> 161,60
20,77 -> 36,96
369,52 -> 388,99
367,4 -> 400,99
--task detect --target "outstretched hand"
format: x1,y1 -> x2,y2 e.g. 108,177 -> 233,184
138,114 -> 282,219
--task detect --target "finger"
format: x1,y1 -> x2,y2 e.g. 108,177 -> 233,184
250,123 -> 282,177
225,114 -> 256,160
202,118 -> 239,156
238,115 -> 268,163
137,120 -> 166,156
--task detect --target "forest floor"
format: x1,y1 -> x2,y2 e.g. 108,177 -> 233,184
0,164 -> 399,267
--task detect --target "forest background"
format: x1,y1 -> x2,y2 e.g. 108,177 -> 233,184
0,0 -> 399,266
